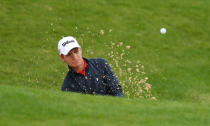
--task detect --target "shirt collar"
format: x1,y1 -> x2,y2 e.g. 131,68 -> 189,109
77,59 -> 87,76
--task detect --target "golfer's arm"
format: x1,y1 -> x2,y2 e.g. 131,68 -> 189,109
103,61 -> 124,97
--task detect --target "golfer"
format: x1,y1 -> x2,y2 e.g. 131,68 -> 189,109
58,36 -> 124,97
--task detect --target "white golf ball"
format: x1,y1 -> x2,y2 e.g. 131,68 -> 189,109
160,28 -> 166,34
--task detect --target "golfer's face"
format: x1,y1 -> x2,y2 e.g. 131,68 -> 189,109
63,48 -> 83,68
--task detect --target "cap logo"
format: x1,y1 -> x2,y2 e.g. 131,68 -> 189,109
62,40 -> 75,47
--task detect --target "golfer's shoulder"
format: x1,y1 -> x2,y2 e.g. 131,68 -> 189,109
88,58 -> 108,65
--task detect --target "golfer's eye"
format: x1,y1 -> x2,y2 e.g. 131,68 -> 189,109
66,53 -> 72,56
74,48 -> 79,53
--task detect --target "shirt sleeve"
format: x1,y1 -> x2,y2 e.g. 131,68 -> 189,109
61,73 -> 79,93
102,59 -> 124,97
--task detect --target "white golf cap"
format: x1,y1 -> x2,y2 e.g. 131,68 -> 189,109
58,36 -> 81,55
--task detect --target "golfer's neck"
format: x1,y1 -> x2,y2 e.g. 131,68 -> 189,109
72,62 -> 84,73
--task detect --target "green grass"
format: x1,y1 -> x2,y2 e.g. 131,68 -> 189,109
0,0 -> 209,100
0,0 -> 210,125
0,84 -> 210,126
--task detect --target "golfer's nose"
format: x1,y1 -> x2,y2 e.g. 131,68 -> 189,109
71,53 -> 77,59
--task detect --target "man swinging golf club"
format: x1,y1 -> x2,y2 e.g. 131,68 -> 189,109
58,36 -> 124,97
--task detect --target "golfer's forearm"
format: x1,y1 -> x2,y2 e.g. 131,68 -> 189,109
116,92 -> 124,97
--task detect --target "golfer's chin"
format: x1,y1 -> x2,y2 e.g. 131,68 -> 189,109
70,61 -> 82,68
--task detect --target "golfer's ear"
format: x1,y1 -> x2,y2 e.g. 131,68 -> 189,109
59,54 -> 65,62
